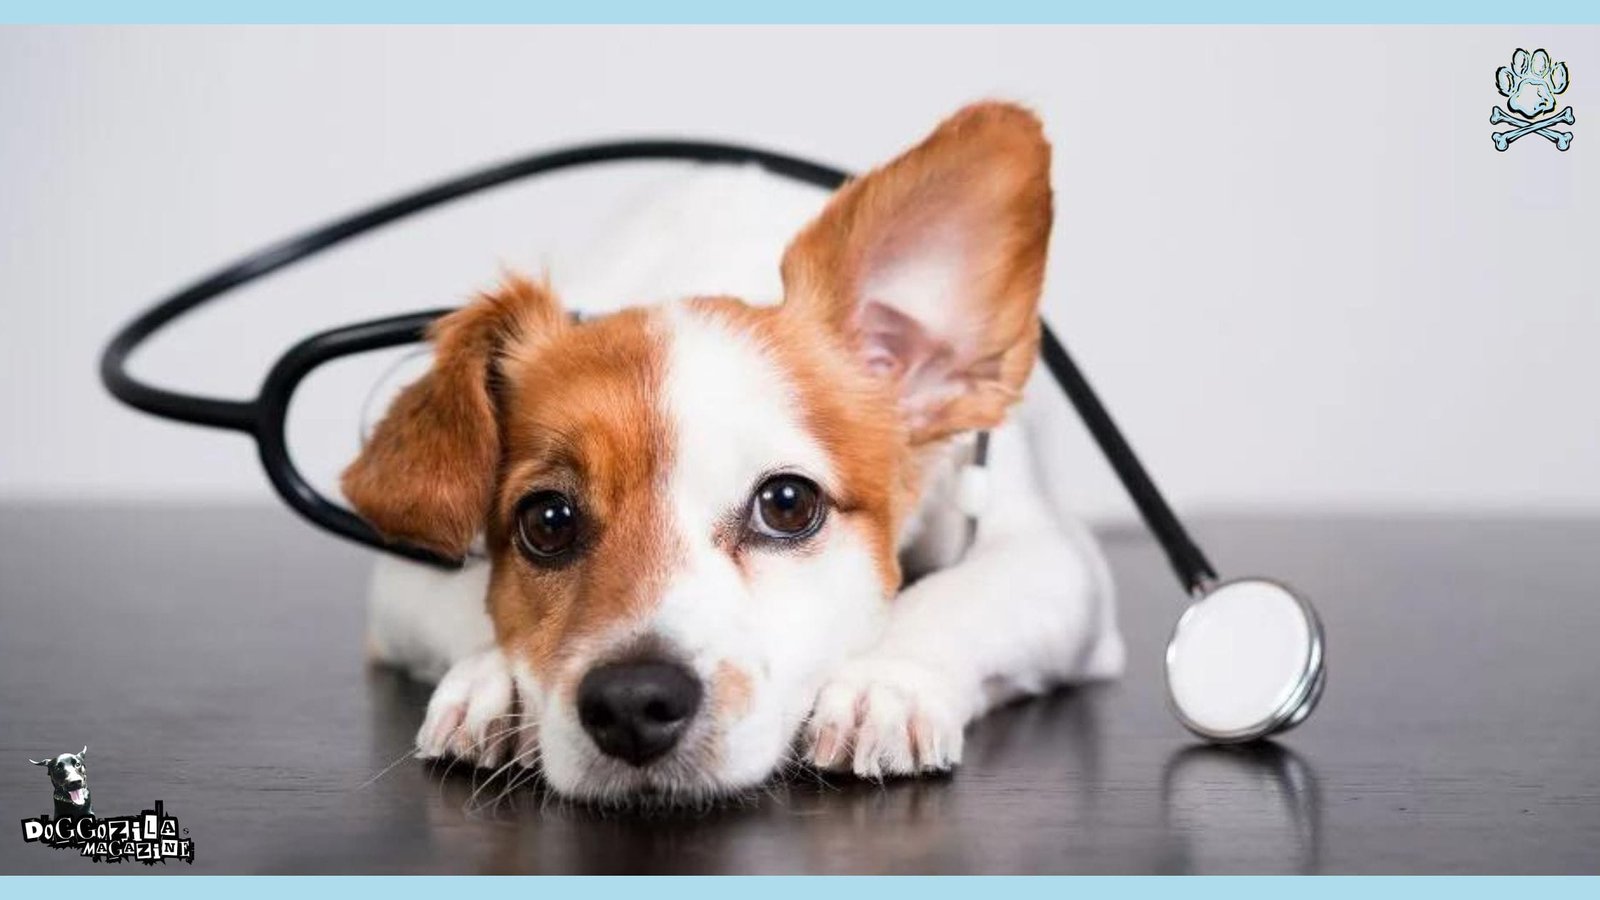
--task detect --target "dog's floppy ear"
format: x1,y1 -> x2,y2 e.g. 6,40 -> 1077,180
341,276 -> 566,558
29,758 -> 48,766
780,101 -> 1053,445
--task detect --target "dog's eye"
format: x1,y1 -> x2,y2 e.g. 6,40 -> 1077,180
515,491 -> 580,561
750,475 -> 825,539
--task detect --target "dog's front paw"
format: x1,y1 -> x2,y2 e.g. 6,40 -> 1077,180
805,657 -> 969,779
416,647 -> 536,771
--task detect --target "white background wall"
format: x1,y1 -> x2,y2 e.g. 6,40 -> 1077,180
1,25 -> 1596,522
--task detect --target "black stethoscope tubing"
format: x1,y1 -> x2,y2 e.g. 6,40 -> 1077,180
99,139 -> 1217,592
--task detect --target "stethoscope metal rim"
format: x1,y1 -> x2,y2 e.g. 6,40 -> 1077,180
1163,576 -> 1327,744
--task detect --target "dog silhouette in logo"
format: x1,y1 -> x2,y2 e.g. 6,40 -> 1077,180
29,747 -> 92,817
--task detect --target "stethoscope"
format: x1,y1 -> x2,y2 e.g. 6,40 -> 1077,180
100,139 -> 1325,745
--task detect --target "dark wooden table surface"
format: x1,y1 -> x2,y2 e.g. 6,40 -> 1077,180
2,503 -> 1597,874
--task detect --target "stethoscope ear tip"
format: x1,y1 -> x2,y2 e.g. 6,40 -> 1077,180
1164,577 -> 1326,744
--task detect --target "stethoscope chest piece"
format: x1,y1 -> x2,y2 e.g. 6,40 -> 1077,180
1165,578 -> 1326,743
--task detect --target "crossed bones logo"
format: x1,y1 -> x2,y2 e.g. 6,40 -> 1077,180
1493,48 -> 1574,151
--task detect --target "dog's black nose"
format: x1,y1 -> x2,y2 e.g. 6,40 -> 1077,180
577,660 -> 702,767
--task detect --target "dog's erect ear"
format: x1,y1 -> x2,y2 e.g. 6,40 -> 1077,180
78,747 -> 86,759
780,101 -> 1053,445
341,276 -> 566,558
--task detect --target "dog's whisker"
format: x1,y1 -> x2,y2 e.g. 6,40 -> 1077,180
469,728 -> 541,797
487,759 -> 545,810
495,759 -> 542,798
357,743 -> 430,791
427,712 -> 538,800
465,734 -> 542,812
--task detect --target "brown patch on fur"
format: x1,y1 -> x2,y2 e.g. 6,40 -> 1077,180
687,296 -> 911,596
779,101 -> 1053,446
664,103 -> 1055,594
341,275 -> 565,558
711,660 -> 754,721
342,274 -> 680,684
486,305 -> 679,683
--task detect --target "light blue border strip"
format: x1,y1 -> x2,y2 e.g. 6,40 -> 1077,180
2,1 -> 1600,24
2,875 -> 1600,890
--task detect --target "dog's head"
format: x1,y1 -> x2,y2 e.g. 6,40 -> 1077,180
344,102 -> 1053,803
30,748 -> 90,809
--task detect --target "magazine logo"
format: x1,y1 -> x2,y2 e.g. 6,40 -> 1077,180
21,800 -> 195,865
21,748 -> 195,865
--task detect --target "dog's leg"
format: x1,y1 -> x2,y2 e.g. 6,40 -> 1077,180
806,425 -> 1123,778
366,554 -> 495,684
363,555 -> 534,769
415,646 -> 539,771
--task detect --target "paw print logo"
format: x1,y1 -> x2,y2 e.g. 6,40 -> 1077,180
1499,49 -> 1568,117
1492,48 -> 1574,151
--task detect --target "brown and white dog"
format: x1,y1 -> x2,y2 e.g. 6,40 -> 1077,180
343,102 -> 1124,805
